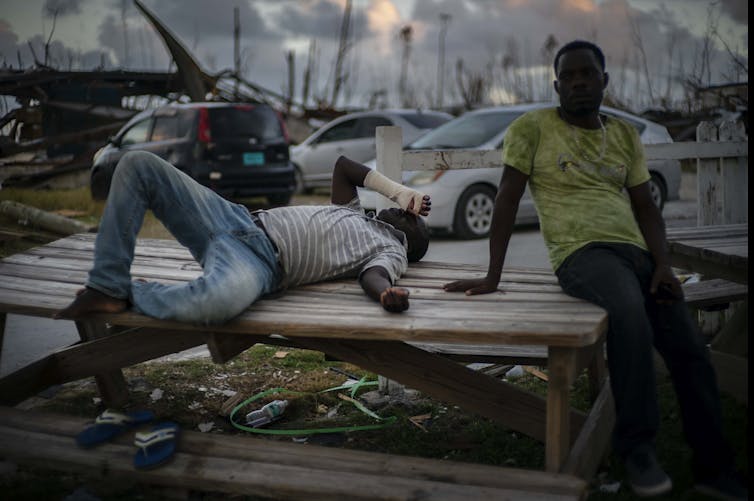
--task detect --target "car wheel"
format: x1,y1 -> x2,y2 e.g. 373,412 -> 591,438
648,172 -> 666,210
89,166 -> 112,201
294,166 -> 310,195
268,193 -> 292,207
453,184 -> 496,239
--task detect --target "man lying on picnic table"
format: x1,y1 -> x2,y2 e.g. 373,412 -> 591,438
56,152 -> 430,323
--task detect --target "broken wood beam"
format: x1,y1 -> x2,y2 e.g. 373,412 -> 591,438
0,200 -> 96,235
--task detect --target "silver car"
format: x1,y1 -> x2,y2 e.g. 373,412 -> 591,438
359,103 -> 680,239
291,109 -> 452,193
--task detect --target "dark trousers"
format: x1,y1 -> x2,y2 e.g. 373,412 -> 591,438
555,242 -> 733,477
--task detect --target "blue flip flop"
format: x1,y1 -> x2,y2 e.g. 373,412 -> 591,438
133,422 -> 180,470
76,409 -> 155,448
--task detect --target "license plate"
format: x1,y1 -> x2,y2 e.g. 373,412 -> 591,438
243,152 -> 265,166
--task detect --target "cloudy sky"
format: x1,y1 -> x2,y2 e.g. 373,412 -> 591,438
0,0 -> 748,111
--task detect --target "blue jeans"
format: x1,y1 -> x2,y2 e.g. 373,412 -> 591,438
87,151 -> 281,325
556,242 -> 733,477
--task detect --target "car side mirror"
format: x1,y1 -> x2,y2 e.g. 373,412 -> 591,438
108,135 -> 121,147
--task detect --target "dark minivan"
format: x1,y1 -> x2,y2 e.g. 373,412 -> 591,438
90,102 -> 296,205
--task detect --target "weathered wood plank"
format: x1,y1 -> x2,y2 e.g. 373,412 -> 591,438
682,279 -> 747,308
293,337 -> 586,445
709,350 -> 747,405
561,379 -> 615,479
0,407 -> 586,500
395,141 -> 748,172
74,320 -> 130,407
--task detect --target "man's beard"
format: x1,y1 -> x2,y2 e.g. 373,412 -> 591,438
562,93 -> 603,116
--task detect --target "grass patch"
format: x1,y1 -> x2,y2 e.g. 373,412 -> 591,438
2,344 -> 747,500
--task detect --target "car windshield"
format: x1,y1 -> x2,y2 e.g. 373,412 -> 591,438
408,111 -> 520,149
396,112 -> 451,129
209,106 -> 283,140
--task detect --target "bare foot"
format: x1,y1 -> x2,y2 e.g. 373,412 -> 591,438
54,287 -> 128,319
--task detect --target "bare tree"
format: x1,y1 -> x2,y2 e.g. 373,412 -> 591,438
285,50 -> 295,113
398,25 -> 413,107
456,58 -> 489,109
43,8 -> 59,67
540,34 -> 558,102
436,13 -> 451,108
330,0 -> 352,107
627,9 -> 655,105
121,0 -> 129,68
301,39 -> 316,108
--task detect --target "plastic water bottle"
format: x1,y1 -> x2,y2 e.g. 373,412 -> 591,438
245,400 -> 288,428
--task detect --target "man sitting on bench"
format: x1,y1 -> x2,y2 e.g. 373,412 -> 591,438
56,152 -> 430,324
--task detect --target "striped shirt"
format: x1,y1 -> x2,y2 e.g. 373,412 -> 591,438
254,199 -> 408,290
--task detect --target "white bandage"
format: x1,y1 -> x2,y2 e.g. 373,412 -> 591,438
364,170 -> 425,214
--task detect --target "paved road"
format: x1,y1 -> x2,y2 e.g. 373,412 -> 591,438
0,173 -> 697,376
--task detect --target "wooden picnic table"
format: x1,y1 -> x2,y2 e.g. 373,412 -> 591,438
0,233 -> 612,478
666,223 -> 748,284
667,223 -> 749,405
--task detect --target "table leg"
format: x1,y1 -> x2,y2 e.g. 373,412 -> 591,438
0,312 -> 5,371
74,320 -> 130,407
546,346 -> 580,472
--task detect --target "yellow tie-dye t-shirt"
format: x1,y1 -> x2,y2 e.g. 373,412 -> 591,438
503,107 -> 650,271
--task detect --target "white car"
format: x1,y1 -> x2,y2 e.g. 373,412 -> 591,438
291,109 -> 453,193
359,103 -> 681,239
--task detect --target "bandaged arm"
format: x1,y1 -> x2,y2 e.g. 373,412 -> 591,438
363,169 -> 426,215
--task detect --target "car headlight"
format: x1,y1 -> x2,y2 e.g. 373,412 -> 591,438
406,170 -> 445,186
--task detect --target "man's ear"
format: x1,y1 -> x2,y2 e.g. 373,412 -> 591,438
603,72 -> 610,89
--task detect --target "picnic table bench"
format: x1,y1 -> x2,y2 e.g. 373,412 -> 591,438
0,406 -> 587,500
666,224 -> 748,284
666,223 -> 748,404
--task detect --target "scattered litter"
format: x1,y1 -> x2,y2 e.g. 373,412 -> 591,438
54,209 -> 88,218
408,413 -> 432,432
328,366 -> 361,380
245,400 -> 288,428
197,386 -> 208,392
198,422 -> 214,433
326,406 -> 339,418
214,388 -> 237,398
524,366 -> 549,381
317,404 -> 328,414
188,401 -> 203,411
149,388 -> 163,402
274,351 -> 289,359
292,437 -> 308,443
505,365 -> 525,379
92,397 -> 102,406
598,481 -> 621,493
219,392 -> 245,417
678,273 -> 701,284
480,364 -> 513,378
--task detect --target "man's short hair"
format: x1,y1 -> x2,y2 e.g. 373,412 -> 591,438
400,217 -> 430,262
553,40 -> 606,73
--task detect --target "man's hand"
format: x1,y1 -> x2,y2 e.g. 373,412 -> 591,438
650,264 -> 684,304
443,276 -> 500,296
380,287 -> 410,312
406,194 -> 431,217
364,170 -> 430,216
